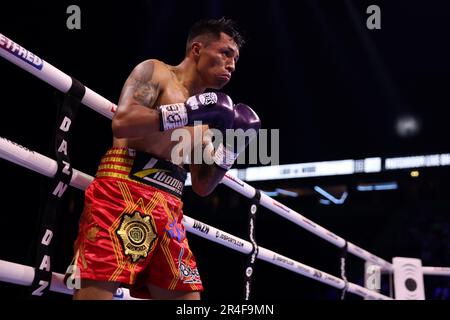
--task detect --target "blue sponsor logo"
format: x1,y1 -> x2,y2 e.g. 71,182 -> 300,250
0,34 -> 43,70
113,288 -> 124,299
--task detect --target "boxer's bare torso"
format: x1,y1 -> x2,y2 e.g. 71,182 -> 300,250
113,60 -> 206,161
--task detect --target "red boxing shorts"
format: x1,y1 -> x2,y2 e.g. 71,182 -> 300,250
72,148 -> 203,297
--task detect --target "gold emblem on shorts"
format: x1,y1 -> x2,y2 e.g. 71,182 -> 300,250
116,211 -> 157,262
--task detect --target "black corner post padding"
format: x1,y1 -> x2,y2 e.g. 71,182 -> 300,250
29,78 -> 84,296
244,189 -> 261,300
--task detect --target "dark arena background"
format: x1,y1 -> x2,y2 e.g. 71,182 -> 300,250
0,0 -> 449,302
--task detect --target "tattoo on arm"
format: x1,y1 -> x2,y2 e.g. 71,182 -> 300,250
121,60 -> 161,108
132,81 -> 160,107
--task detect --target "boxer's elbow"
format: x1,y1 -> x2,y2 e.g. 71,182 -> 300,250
112,105 -> 160,138
189,164 -> 225,197
192,185 -> 213,197
112,112 -> 136,138
112,118 -> 127,138
191,182 -> 214,197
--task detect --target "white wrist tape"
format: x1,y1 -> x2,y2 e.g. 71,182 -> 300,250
159,103 -> 188,130
213,142 -> 238,170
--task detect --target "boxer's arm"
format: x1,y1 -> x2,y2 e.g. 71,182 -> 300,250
189,126 -> 226,197
189,162 -> 226,197
112,60 -> 163,138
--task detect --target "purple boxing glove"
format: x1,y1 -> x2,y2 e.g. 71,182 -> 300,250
214,103 -> 261,170
158,92 -> 235,133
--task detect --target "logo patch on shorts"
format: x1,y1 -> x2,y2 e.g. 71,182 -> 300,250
177,247 -> 201,284
165,219 -> 186,242
129,152 -> 186,198
179,262 -> 202,284
116,211 -> 157,262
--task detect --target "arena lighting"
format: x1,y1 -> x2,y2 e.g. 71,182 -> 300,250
183,153 -> 449,185
262,190 -> 279,197
396,114 -> 422,138
385,154 -> 450,170
356,182 -> 398,192
314,186 -> 348,205
260,189 -> 298,198
275,188 -> 299,197
410,170 -> 419,178
319,199 -> 332,205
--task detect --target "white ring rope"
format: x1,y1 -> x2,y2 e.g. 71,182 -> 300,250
0,32 -> 393,271
223,176 -> 394,270
0,33 -> 116,119
0,260 -> 140,300
1,33 -> 449,300
421,267 -> 450,277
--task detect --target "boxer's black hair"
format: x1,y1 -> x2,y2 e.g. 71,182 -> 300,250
186,17 -> 245,55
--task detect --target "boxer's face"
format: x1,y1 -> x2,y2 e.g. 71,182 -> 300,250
195,32 -> 240,89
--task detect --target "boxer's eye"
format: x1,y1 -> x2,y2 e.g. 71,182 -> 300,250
222,48 -> 235,57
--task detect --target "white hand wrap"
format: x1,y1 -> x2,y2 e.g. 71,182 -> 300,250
159,103 -> 188,131
213,142 -> 238,171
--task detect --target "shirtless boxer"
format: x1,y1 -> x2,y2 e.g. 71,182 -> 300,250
71,18 -> 260,300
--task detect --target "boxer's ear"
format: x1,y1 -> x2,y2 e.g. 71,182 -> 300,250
191,42 -> 202,58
